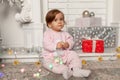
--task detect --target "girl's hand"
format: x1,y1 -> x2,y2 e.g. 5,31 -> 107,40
63,42 -> 69,49
56,42 -> 64,49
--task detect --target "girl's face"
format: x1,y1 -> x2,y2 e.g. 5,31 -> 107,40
48,13 -> 65,32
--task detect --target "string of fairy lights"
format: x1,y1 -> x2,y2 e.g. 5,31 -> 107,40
0,47 -> 120,79
0,47 -> 50,79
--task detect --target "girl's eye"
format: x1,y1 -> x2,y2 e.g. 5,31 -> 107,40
54,18 -> 63,22
54,19 -> 57,22
60,18 -> 63,21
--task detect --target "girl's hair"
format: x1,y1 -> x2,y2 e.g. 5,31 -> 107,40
45,9 -> 65,27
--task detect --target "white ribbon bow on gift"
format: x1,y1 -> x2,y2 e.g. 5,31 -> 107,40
92,37 -> 99,52
82,36 -> 99,52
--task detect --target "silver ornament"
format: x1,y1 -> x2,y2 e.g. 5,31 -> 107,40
82,10 -> 90,17
90,12 -> 95,17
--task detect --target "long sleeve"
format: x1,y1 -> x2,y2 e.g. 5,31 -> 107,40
43,31 -> 56,52
64,32 -> 74,50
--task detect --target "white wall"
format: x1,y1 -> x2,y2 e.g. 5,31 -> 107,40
113,0 -> 120,22
23,0 -> 43,48
47,0 -> 108,26
1,0 -> 120,48
1,6 -> 24,48
0,0 -> 43,48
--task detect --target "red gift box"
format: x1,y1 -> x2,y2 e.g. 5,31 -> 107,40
82,39 -> 104,53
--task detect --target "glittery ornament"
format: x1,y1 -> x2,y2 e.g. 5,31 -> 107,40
82,59 -> 87,65
116,54 -> 120,59
116,47 -> 120,53
35,61 -> 41,67
8,48 -> 13,55
13,59 -> 20,65
98,56 -> 103,61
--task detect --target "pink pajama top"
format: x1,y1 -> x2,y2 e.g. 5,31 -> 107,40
42,29 -> 74,60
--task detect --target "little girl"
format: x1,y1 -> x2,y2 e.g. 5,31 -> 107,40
42,9 -> 91,79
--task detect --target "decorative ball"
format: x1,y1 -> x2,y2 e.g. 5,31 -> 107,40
82,59 -> 87,65
82,10 -> 90,17
116,53 -> 120,58
35,61 -> 41,67
13,59 -> 20,65
8,48 -> 13,55
90,12 -> 95,17
116,47 -> 120,53
98,56 -> 103,61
